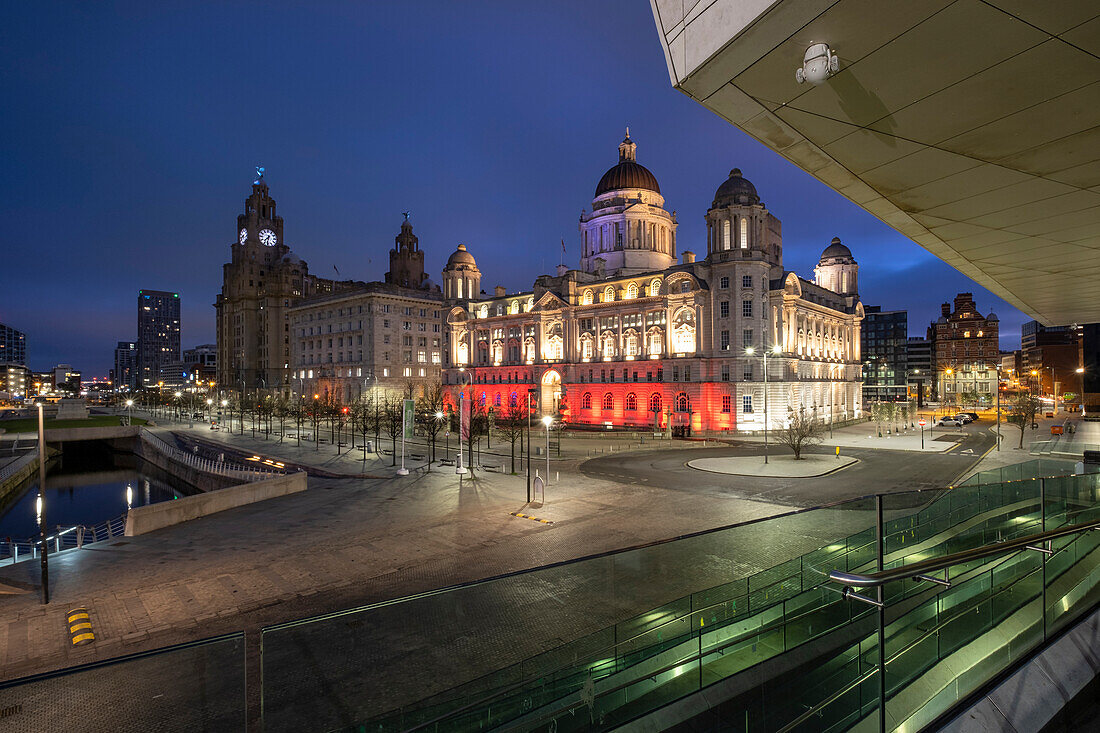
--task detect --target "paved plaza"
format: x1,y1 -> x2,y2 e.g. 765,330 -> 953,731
688,453 -> 858,477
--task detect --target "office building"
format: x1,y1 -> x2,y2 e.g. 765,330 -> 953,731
138,289 -> 181,388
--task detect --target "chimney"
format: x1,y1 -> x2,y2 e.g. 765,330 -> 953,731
682,250 -> 695,264
941,303 -> 951,317
494,285 -> 506,297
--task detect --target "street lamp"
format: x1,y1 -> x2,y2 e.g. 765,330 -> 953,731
1046,365 -> 1057,413
746,344 -> 782,464
526,387 -> 537,502
173,391 -> 183,424
206,398 -> 213,424
1077,367 -> 1086,417
221,399 -> 228,432
541,414 -> 552,483
125,399 -> 133,426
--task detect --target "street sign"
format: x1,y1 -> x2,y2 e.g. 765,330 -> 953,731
918,420 -> 926,426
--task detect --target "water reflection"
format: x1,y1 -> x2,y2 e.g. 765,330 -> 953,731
0,453 -> 196,540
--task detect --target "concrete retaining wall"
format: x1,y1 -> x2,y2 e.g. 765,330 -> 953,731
124,471 -> 307,536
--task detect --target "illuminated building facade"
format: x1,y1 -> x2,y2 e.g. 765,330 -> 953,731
137,289 -> 180,388
442,134 -> 864,432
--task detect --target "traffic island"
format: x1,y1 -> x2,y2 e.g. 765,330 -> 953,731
687,453 -> 858,478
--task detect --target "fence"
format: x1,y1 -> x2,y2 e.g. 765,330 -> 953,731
1,513 -> 127,567
139,429 -> 286,481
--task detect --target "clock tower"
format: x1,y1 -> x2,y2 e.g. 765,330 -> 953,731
215,173 -> 309,396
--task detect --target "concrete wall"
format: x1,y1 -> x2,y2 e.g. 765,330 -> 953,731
124,471 -> 307,537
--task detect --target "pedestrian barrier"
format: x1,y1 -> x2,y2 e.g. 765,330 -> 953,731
67,608 -> 95,646
139,430 -> 286,481
1,513 -> 126,566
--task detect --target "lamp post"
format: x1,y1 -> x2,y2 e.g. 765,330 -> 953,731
456,370 -> 472,475
36,402 -> 49,604
995,366 -> 1002,451
206,398 -> 213,425
1046,365 -> 1057,413
125,399 -> 133,426
1077,367 -> 1086,416
526,387 -> 536,502
220,399 -> 228,432
541,415 -> 552,483
746,344 -> 782,464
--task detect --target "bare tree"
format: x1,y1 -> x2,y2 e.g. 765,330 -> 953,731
496,398 -> 529,474
382,394 -> 402,466
778,405 -> 825,459
416,381 -> 446,466
1006,391 -> 1042,449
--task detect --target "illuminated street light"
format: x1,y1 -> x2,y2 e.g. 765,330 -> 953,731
1077,367 -> 1086,416
542,414 -> 553,483
746,344 -> 783,464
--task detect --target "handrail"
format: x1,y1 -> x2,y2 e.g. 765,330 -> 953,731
830,516 -> 1100,588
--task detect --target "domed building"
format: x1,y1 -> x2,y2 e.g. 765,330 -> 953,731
578,131 -> 677,277
442,244 -> 481,300
442,133 -> 866,434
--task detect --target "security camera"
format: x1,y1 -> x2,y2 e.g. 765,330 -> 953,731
795,43 -> 839,85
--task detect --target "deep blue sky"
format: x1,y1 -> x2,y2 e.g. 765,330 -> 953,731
1,1 -> 1028,377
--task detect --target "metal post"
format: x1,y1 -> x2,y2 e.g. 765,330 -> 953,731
763,350 -> 769,464
1041,477 -> 1047,639
36,403 -> 49,604
875,493 -> 885,733
526,388 -> 534,503
545,421 -> 550,485
996,368 -> 1002,451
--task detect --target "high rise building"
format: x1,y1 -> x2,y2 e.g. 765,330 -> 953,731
861,307 -> 907,403
928,293 -> 999,404
137,290 -> 181,388
113,341 -> 137,392
905,337 -> 932,405
215,173 -> 353,395
0,322 -> 27,366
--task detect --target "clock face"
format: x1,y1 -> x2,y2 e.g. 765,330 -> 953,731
239,228 -> 248,245
259,229 -> 277,247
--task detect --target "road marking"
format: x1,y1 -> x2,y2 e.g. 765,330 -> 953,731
959,449 -> 975,454
510,512 -> 554,525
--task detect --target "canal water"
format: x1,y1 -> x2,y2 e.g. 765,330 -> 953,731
0,442 -> 199,541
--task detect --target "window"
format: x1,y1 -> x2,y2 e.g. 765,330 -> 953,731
625,393 -> 637,411
721,365 -> 730,381
742,275 -> 752,288
742,300 -> 753,318
604,286 -> 615,303
626,282 -> 638,299
676,393 -> 689,412
649,393 -> 662,413
722,395 -> 731,413
494,394 -> 502,407
722,220 -> 731,250
720,276 -> 729,289
740,218 -> 748,248
744,366 -> 753,381
742,329 -> 754,349
649,279 -> 661,297
720,330 -> 730,350
403,367 -> 411,377
582,290 -> 593,305
581,392 -> 592,409
403,322 -> 411,331
743,395 -> 753,413
601,393 -> 614,411
720,301 -> 729,318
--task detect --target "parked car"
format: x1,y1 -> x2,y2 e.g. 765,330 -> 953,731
958,412 -> 980,422
954,414 -> 974,424
936,417 -> 964,427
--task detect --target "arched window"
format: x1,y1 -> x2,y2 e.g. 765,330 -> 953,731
509,300 -> 519,315
526,297 -> 534,312
604,286 -> 615,303
625,393 -> 637,411
494,393 -> 502,407
602,334 -> 616,359
649,279 -> 661,297
602,393 -> 614,410
648,331 -> 662,356
582,392 -> 592,410
509,392 -> 518,407
479,392 -> 487,407
649,393 -> 662,413
676,393 -> 690,412
478,305 -> 488,318
723,220 -> 731,250
581,336 -> 593,360
457,342 -> 469,364
582,290 -> 593,305
626,282 -> 638,299
740,217 -> 748,249
625,333 -> 638,357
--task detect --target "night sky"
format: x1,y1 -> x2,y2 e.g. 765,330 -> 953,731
2,2 -> 1029,378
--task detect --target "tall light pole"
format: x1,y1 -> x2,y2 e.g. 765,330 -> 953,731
995,366 -> 1002,451
125,399 -> 133,426
36,402 -> 49,604
1046,365 -> 1057,413
1077,367 -> 1086,416
541,415 -> 552,483
746,344 -> 782,464
526,387 -> 536,502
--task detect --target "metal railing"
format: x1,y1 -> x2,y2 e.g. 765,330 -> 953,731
139,429 -> 287,480
1,513 -> 128,566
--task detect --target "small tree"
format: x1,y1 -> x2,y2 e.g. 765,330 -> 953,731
779,405 -> 825,460
416,381 -> 446,466
1006,392 -> 1042,449
382,394 -> 402,466
497,398 -> 529,474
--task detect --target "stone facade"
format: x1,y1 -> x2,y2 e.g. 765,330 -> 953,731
442,138 -> 864,433
928,293 -> 999,402
214,177 -> 356,395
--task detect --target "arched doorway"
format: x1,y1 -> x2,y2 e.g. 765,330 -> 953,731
541,369 -> 562,416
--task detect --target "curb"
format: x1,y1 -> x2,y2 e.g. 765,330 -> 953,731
510,512 -> 554,525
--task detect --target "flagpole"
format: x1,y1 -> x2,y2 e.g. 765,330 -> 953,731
397,399 -> 409,475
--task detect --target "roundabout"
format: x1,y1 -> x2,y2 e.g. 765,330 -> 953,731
686,453 -> 858,478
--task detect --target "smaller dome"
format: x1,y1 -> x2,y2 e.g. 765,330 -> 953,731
712,168 -> 760,207
987,312 -> 999,321
446,244 -> 476,268
819,236 -> 854,262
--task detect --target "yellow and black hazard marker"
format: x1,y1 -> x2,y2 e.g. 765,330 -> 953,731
510,512 -> 553,525
67,607 -> 95,647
